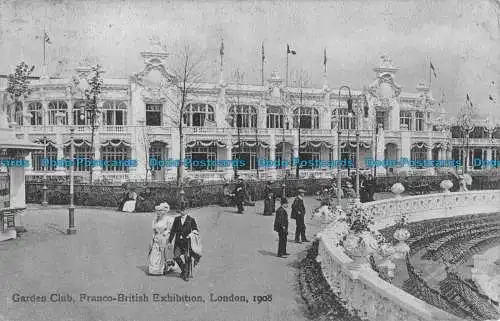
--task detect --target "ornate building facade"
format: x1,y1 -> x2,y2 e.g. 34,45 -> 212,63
1,49 -> 499,182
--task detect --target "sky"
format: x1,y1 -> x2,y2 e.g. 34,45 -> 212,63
0,0 -> 499,117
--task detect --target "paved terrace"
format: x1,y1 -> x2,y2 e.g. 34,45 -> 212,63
0,197 -> 331,321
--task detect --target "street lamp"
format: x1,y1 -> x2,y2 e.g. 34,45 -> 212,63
337,86 -> 353,208
42,136 -> 48,206
226,113 -> 242,179
179,188 -> 185,204
67,127 -> 76,235
295,112 -> 301,179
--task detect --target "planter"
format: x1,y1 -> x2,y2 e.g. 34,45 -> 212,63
393,228 -> 411,259
440,180 -> 453,193
343,231 -> 379,270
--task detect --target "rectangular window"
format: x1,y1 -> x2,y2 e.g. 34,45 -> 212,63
146,104 -> 162,126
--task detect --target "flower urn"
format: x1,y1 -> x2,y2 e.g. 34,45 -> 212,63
440,180 -> 453,193
393,228 -> 411,259
378,243 -> 396,282
343,231 -> 379,270
391,183 -> 405,198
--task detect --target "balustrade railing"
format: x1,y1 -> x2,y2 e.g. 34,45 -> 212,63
317,189 -> 500,321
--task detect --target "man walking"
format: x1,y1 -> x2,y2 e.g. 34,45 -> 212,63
168,202 -> 199,281
291,187 -> 308,243
234,176 -> 245,214
274,197 -> 290,257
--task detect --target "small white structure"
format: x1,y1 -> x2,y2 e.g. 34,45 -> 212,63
0,126 -> 43,241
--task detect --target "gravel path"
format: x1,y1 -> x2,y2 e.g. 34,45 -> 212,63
0,197 -> 325,321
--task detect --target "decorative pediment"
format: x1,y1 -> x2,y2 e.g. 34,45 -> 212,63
132,51 -> 175,88
141,87 -> 168,104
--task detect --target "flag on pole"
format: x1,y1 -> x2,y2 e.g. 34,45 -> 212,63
219,39 -> 224,57
261,42 -> 265,62
323,48 -> 327,67
287,44 -> 296,55
466,94 -> 474,108
430,61 -> 437,78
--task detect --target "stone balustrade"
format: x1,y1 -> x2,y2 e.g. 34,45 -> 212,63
317,189 -> 500,321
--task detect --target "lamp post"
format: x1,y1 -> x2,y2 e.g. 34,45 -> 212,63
337,86 -> 353,208
42,135 -> 48,206
226,114 -> 241,179
295,114 -> 301,179
67,127 -> 76,235
347,113 -> 352,176
179,188 -> 185,204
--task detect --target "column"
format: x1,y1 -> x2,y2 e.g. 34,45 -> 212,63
166,131 -> 180,181
224,135 -> 233,179
400,131 -> 411,173
55,128 -> 65,174
129,127 -> 138,180
9,165 -> 26,207
427,146 -> 432,161
24,154 -> 32,175
292,132 -> 299,161
67,99 -> 73,125
42,101 -> 48,126
486,148 -> 492,169
411,112 -> 416,131
93,129 -> 102,179
268,133 -> 277,179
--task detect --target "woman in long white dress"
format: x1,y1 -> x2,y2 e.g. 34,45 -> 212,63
147,203 -> 175,275
121,190 -> 137,212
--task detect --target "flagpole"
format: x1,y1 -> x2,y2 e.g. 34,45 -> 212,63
286,48 -> 289,88
428,59 -> 432,89
43,30 -> 46,66
261,43 -> 264,86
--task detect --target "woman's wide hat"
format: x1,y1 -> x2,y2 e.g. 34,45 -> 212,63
155,202 -> 170,212
297,187 -> 306,193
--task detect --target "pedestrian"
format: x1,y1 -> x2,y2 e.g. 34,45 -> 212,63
274,197 -> 290,257
291,187 -> 308,243
263,181 -> 274,216
366,174 -> 376,201
147,203 -> 175,275
234,176 -> 245,214
168,202 -> 199,281
222,183 -> 235,207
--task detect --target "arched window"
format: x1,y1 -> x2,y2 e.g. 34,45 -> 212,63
299,144 -> 320,169
48,100 -> 68,125
64,140 -> 92,171
149,141 -> 168,172
411,145 -> 427,168
228,105 -> 257,128
183,103 -> 215,126
185,145 -> 217,171
266,106 -> 285,128
101,140 -> 131,172
293,107 -> 319,129
102,101 -> 127,125
14,101 -> 23,125
334,109 -> 356,130
28,102 -> 43,125
400,111 -> 412,130
31,139 -> 57,171
415,112 -> 424,131
73,101 -> 91,125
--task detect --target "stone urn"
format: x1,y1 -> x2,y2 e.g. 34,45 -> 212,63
343,231 -> 379,270
393,228 -> 411,259
378,243 -> 396,282
440,180 -> 453,193
391,183 -> 405,198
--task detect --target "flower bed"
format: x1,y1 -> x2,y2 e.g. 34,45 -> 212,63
298,240 -> 362,321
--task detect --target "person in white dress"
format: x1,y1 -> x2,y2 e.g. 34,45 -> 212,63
121,190 -> 137,212
147,203 -> 176,275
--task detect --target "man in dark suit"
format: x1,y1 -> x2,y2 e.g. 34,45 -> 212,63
234,176 -> 245,213
168,202 -> 199,281
274,197 -> 290,257
291,187 -> 308,243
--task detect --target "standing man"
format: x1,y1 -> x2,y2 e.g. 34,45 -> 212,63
234,176 -> 245,214
366,174 -> 376,201
168,202 -> 199,281
274,197 -> 290,257
291,187 -> 308,243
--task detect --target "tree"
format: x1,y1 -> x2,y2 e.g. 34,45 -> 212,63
5,62 -> 35,126
80,64 -> 104,184
164,45 -> 205,187
139,122 -> 153,182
